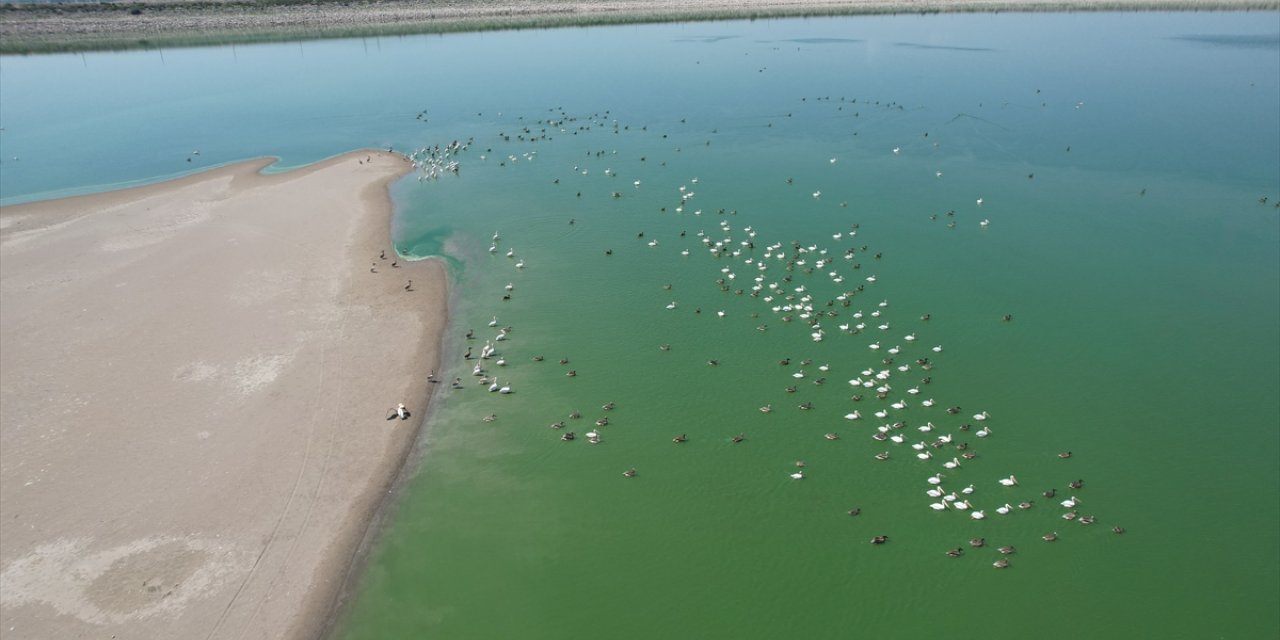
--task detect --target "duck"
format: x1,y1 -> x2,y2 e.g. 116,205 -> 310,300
998,545 -> 1016,555
945,548 -> 964,557
622,468 -> 637,477
825,432 -> 840,441
993,558 -> 1010,569
969,537 -> 986,548
874,451 -> 890,460
673,434 -> 688,444
871,535 -> 889,545
1042,532 -> 1058,542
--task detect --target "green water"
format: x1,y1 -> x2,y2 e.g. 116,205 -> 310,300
341,16 -> 1278,640
1,11 -> 1276,639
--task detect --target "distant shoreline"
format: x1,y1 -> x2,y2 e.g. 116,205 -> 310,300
2,0 -> 1277,54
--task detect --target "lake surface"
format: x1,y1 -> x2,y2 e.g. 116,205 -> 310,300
2,12 -> 1278,639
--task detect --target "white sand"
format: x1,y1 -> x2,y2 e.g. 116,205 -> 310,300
0,151 -> 447,639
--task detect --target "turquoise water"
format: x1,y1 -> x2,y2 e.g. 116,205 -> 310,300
2,12 -> 1278,639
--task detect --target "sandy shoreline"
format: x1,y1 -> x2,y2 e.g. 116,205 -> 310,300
3,0 -> 1276,53
0,151 -> 447,639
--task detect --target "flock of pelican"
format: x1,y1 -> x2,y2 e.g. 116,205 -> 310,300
423,104 -> 1122,568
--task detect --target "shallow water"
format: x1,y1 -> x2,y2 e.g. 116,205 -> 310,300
2,12 -> 1278,639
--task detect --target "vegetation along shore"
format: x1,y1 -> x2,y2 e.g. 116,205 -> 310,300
2,0 -> 1277,54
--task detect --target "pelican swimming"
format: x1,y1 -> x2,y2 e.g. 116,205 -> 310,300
976,426 -> 992,438
929,501 -> 949,511
974,411 -> 990,421
999,475 -> 1018,487
927,473 -> 944,485
790,470 -> 805,480
666,301 -> 678,310
970,510 -> 986,520
954,500 -> 971,510
845,411 -> 861,420
506,248 -> 515,258
943,457 -> 961,469
996,503 -> 1014,515
498,382 -> 512,394
1061,496 -> 1080,509
961,484 -> 975,495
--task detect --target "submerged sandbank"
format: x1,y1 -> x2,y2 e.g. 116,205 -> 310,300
0,151 -> 447,639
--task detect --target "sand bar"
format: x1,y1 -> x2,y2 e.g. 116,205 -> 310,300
0,151 -> 446,639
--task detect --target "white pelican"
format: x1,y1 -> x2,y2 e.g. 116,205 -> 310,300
488,316 -> 499,327
916,451 -> 933,460
505,282 -> 514,291
980,219 -> 990,228
892,147 -> 901,155
943,458 -> 962,469
905,333 -> 916,341
813,191 -> 821,199
790,470 -> 805,480
666,302 -> 678,310
876,410 -> 889,419
792,370 -> 806,379
1061,496 -> 1080,509
961,484 -> 975,495
954,500 -> 971,510
922,399 -> 936,407
927,487 -> 945,498
498,382 -> 512,394
869,342 -> 881,350
845,411 -> 862,420
976,198 -> 984,206
999,475 -> 1017,486
932,345 -> 943,353
929,502 -> 949,511
717,310 -> 726,318
829,157 -> 838,164
506,248 -> 515,258
971,510 -> 987,520
515,260 -> 525,269
974,411 -> 990,421
996,503 -> 1013,515
927,473 -> 944,485
488,379 -> 500,392
977,426 -> 992,438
